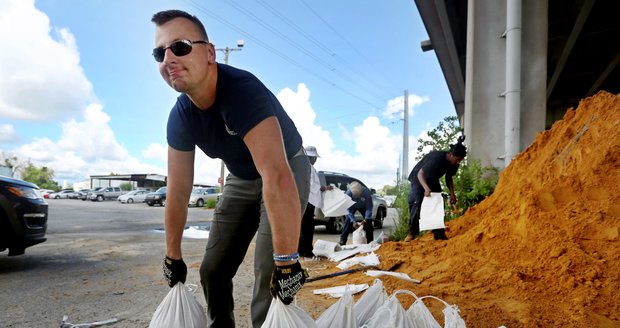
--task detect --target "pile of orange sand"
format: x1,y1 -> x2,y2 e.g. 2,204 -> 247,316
298,91 -> 620,327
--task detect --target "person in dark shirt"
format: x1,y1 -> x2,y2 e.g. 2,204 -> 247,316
339,181 -> 374,245
151,10 -> 310,327
298,146 -> 332,259
405,136 -> 467,241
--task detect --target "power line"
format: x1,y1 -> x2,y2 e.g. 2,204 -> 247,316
223,0 -> 391,103
298,0 -> 399,95
254,0 -> 396,100
184,0 -> 385,111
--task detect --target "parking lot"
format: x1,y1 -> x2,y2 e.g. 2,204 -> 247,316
0,198 -> 398,327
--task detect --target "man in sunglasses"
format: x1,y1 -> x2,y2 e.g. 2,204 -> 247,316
151,10 -> 311,328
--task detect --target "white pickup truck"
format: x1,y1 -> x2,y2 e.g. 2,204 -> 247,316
89,187 -> 125,201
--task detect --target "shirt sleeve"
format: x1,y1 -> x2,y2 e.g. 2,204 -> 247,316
167,96 -> 196,151
447,163 -> 459,177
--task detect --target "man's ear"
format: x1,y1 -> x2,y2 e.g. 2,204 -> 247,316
208,44 -> 216,61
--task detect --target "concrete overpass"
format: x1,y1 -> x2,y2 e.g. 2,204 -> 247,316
413,0 -> 619,168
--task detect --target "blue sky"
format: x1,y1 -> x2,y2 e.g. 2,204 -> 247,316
0,0 -> 456,189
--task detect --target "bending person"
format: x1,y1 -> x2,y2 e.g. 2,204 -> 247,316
406,136 -> 467,241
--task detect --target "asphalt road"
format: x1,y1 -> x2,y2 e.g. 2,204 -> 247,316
0,199 -> 398,327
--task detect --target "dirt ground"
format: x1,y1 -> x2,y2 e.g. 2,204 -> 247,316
0,208 -> 258,328
296,91 -> 620,327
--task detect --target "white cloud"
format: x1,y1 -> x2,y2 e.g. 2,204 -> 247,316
0,0 -> 93,121
382,93 -> 429,120
278,83 -> 425,189
14,103 -> 164,182
194,156 -> 225,186
142,143 -> 167,162
277,83 -> 334,154
0,124 -> 19,143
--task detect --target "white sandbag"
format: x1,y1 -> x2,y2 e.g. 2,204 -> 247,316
407,295 -> 467,328
322,189 -> 356,217
443,303 -> 467,328
328,243 -> 381,262
313,284 -> 369,298
353,279 -> 388,327
149,283 -> 206,328
407,298 -> 441,328
352,225 -> 367,245
365,270 -> 421,283
315,287 -> 356,328
364,290 -> 417,328
360,307 -> 396,328
312,239 -> 342,258
419,193 -> 445,231
336,252 -> 379,270
261,297 -> 317,328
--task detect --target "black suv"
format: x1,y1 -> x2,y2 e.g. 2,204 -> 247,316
145,187 -> 167,206
0,176 -> 48,256
315,171 -> 388,233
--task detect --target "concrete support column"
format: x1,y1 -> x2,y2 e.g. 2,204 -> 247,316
464,0 -> 547,169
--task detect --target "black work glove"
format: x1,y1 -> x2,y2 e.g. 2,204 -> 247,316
162,256 -> 187,287
270,261 -> 307,304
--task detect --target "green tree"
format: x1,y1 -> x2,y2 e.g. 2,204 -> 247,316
21,163 -> 60,190
416,116 -> 462,161
120,182 -> 133,191
381,184 -> 400,196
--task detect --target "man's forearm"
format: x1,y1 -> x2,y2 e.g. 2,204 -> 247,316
165,198 -> 189,259
446,176 -> 455,195
417,169 -> 431,192
165,148 -> 194,260
263,171 -> 301,261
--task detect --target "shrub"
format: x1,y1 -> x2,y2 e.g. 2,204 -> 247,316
206,198 -> 217,209
120,183 -> 133,191
389,160 -> 499,240
389,183 -> 411,241
446,160 -> 499,220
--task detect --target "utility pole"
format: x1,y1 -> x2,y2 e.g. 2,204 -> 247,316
402,89 -> 409,182
215,40 -> 244,193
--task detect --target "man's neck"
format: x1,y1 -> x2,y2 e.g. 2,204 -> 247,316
188,64 -> 218,110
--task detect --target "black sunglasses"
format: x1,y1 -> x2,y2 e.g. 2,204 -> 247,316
152,39 -> 208,63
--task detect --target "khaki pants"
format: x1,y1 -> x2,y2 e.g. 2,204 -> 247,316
199,153 -> 310,328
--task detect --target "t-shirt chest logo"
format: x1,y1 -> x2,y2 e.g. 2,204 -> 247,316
224,124 -> 238,136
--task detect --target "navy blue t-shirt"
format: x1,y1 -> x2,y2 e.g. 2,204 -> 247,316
166,64 -> 303,180
408,151 -> 458,192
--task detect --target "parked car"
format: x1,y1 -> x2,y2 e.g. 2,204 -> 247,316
82,187 -> 101,201
145,187 -> 166,206
70,189 -> 90,199
117,190 -> 149,204
314,171 -> 388,233
48,189 -> 74,199
0,176 -> 48,256
383,195 -> 397,207
188,187 -> 221,207
89,187 -> 124,201
40,189 -> 54,199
